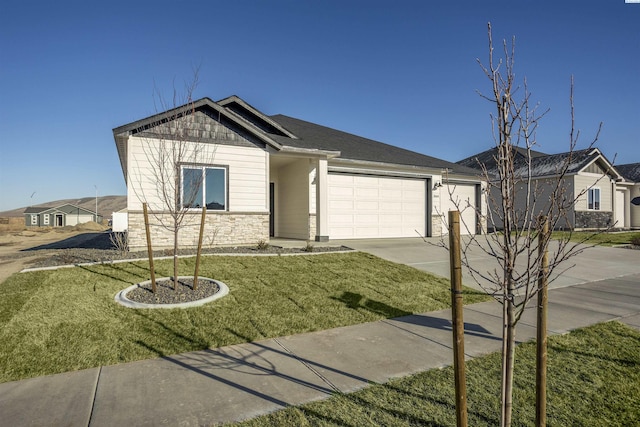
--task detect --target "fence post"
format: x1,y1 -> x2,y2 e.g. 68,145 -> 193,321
449,210 -> 468,427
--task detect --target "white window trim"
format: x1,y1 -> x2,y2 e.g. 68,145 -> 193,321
31,214 -> 37,225
43,214 -> 49,225
180,165 -> 228,211
588,187 -> 601,211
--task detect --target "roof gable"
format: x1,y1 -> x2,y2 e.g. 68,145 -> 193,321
458,146 -> 620,180
113,97 -> 282,148
45,204 -> 97,215
112,97 -> 285,180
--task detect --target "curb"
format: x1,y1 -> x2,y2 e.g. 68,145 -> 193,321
19,249 -> 357,273
114,276 -> 229,309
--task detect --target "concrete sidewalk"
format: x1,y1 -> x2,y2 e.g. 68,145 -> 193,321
1,273 -> 639,426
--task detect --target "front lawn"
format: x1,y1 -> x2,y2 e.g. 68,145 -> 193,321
236,321 -> 640,426
552,230 -> 640,246
0,252 -> 488,383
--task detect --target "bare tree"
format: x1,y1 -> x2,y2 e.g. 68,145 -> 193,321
442,23 -> 606,427
131,69 -> 217,289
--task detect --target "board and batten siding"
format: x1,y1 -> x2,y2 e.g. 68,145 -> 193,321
126,136 -> 268,213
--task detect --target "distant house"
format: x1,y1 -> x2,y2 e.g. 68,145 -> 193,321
458,147 -> 627,230
24,204 -> 101,227
113,95 -> 486,250
616,162 -> 640,229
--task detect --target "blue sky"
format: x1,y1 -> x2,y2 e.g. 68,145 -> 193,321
1,0 -> 638,211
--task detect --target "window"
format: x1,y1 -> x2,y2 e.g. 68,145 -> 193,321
181,166 -> 227,210
31,214 -> 37,225
588,187 -> 600,210
43,214 -> 49,225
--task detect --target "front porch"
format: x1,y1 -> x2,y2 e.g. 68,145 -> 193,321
269,154 -> 329,242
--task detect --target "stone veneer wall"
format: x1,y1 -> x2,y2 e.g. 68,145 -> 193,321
431,214 -> 445,237
128,212 -> 269,250
574,211 -> 613,230
308,214 -> 316,241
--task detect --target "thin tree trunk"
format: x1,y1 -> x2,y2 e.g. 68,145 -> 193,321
173,223 -> 179,290
500,297 -> 509,426
193,206 -> 206,291
536,216 -> 549,427
502,299 -> 516,427
143,203 -> 156,293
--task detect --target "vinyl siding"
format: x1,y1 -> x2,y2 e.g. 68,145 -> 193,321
574,173 -> 612,212
276,159 -> 310,239
487,176 -> 574,229
127,136 -> 268,213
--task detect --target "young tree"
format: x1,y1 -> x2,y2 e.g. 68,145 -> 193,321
447,23 -> 605,426
131,70 -> 217,289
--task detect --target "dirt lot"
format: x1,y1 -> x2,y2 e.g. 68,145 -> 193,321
0,222 -> 110,284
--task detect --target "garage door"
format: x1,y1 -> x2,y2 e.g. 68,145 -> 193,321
328,174 -> 426,239
440,183 -> 478,235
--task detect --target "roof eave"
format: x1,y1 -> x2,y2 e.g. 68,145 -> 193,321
329,158 -> 482,179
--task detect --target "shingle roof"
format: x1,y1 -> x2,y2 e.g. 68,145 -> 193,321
616,163 -> 640,183
114,95 -> 483,178
269,114 -> 480,175
24,206 -> 49,214
457,146 -> 615,179
457,146 -> 548,172
23,204 -> 96,215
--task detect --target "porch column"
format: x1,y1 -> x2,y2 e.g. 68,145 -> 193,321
315,158 -> 329,241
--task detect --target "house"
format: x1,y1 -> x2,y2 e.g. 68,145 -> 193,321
24,204 -> 102,227
615,162 -> 640,229
112,96 -> 486,250
457,146 -> 627,230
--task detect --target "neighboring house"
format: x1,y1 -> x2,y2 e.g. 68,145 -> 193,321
24,204 -> 102,227
113,96 -> 485,250
615,163 -> 640,229
457,147 -> 626,230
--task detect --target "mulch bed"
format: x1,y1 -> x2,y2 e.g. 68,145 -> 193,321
19,232 -> 351,269
126,277 -> 220,305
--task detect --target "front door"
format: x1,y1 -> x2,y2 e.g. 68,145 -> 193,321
55,214 -> 63,227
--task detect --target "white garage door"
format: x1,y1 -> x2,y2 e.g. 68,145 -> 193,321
441,183 -> 478,235
328,174 -> 426,239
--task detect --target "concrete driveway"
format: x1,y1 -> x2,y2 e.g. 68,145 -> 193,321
334,237 -> 640,292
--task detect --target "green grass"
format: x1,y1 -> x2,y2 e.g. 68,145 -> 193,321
235,321 -> 640,426
0,252 -> 488,383
551,231 -> 640,247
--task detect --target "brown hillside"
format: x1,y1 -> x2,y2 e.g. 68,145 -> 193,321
0,195 -> 127,218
